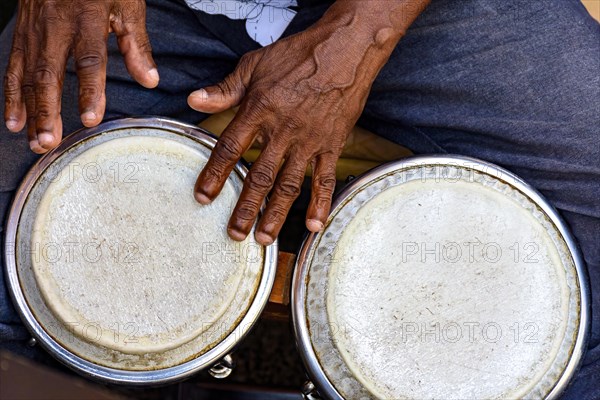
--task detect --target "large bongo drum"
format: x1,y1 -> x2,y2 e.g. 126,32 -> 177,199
4,118 -> 277,384
292,156 -> 590,399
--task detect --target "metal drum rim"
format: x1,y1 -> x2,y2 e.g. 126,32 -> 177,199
291,154 -> 590,400
3,116 -> 278,385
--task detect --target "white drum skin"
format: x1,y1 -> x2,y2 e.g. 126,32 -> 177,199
293,157 -> 589,400
30,135 -> 261,357
4,118 -> 277,384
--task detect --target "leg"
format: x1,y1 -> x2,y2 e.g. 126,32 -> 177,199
359,0 -> 600,397
0,0 -> 238,357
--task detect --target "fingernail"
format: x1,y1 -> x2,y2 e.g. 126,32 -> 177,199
228,227 -> 248,242
189,88 -> 208,101
29,139 -> 45,154
148,68 -> 159,83
194,191 -> 212,205
307,219 -> 324,232
81,111 -> 97,125
38,133 -> 54,148
255,231 -> 274,245
6,119 -> 18,131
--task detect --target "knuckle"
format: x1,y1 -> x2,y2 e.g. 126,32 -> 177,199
247,167 -> 275,191
275,180 -> 301,198
262,206 -> 287,227
4,95 -> 18,110
275,166 -> 305,198
79,84 -> 102,102
75,51 -> 104,72
33,65 -> 58,84
4,95 -> 20,112
75,4 -> 105,23
35,109 -> 52,119
234,201 -> 258,222
42,1 -> 75,23
4,72 -> 21,95
315,175 -> 336,192
216,136 -> 244,162
312,196 -> 332,215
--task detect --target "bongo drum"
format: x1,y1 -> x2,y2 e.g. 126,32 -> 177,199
292,156 -> 589,399
4,118 -> 277,384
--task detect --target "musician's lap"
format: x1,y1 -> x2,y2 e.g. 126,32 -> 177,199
1,0 -> 598,395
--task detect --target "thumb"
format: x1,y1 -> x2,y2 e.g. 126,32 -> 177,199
188,54 -> 256,114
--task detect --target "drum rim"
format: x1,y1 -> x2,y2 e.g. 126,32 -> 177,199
3,116 -> 278,385
291,154 -> 590,400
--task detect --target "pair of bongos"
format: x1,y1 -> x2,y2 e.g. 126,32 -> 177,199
4,118 -> 589,398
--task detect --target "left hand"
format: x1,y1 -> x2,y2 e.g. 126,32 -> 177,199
4,0 -> 158,153
188,0 -> 428,245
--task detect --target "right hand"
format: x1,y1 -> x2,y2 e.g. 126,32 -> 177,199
3,0 -> 159,154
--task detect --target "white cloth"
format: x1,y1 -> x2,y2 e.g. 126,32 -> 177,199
184,0 -> 298,46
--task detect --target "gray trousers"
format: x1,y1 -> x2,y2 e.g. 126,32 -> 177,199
1,0 -> 598,397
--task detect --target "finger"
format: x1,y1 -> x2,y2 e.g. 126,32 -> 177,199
23,73 -> 43,153
188,52 -> 257,114
255,155 -> 307,245
22,20 -> 44,153
24,90 -> 45,154
306,152 -> 338,232
73,23 -> 109,127
227,143 -> 287,242
33,32 -> 71,150
4,27 -> 26,132
194,110 -> 260,204
74,4 -> 108,126
112,1 -> 158,88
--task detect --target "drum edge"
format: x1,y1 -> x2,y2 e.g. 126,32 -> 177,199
291,154 -> 590,400
3,116 -> 279,385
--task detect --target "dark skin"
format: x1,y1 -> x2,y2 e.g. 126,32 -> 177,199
4,0 -> 429,245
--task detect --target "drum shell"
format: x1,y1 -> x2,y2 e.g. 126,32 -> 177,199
3,117 -> 278,385
291,155 -> 590,400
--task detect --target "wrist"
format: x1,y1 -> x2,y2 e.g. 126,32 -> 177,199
310,0 -> 430,72
322,1 -> 429,38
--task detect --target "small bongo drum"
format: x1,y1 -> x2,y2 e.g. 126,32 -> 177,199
292,156 -> 590,399
4,118 -> 277,384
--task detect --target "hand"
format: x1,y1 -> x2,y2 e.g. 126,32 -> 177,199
4,0 -> 159,154
188,0 -> 429,246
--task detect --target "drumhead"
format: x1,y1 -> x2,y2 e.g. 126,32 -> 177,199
4,118 -> 277,384
293,156 -> 589,399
